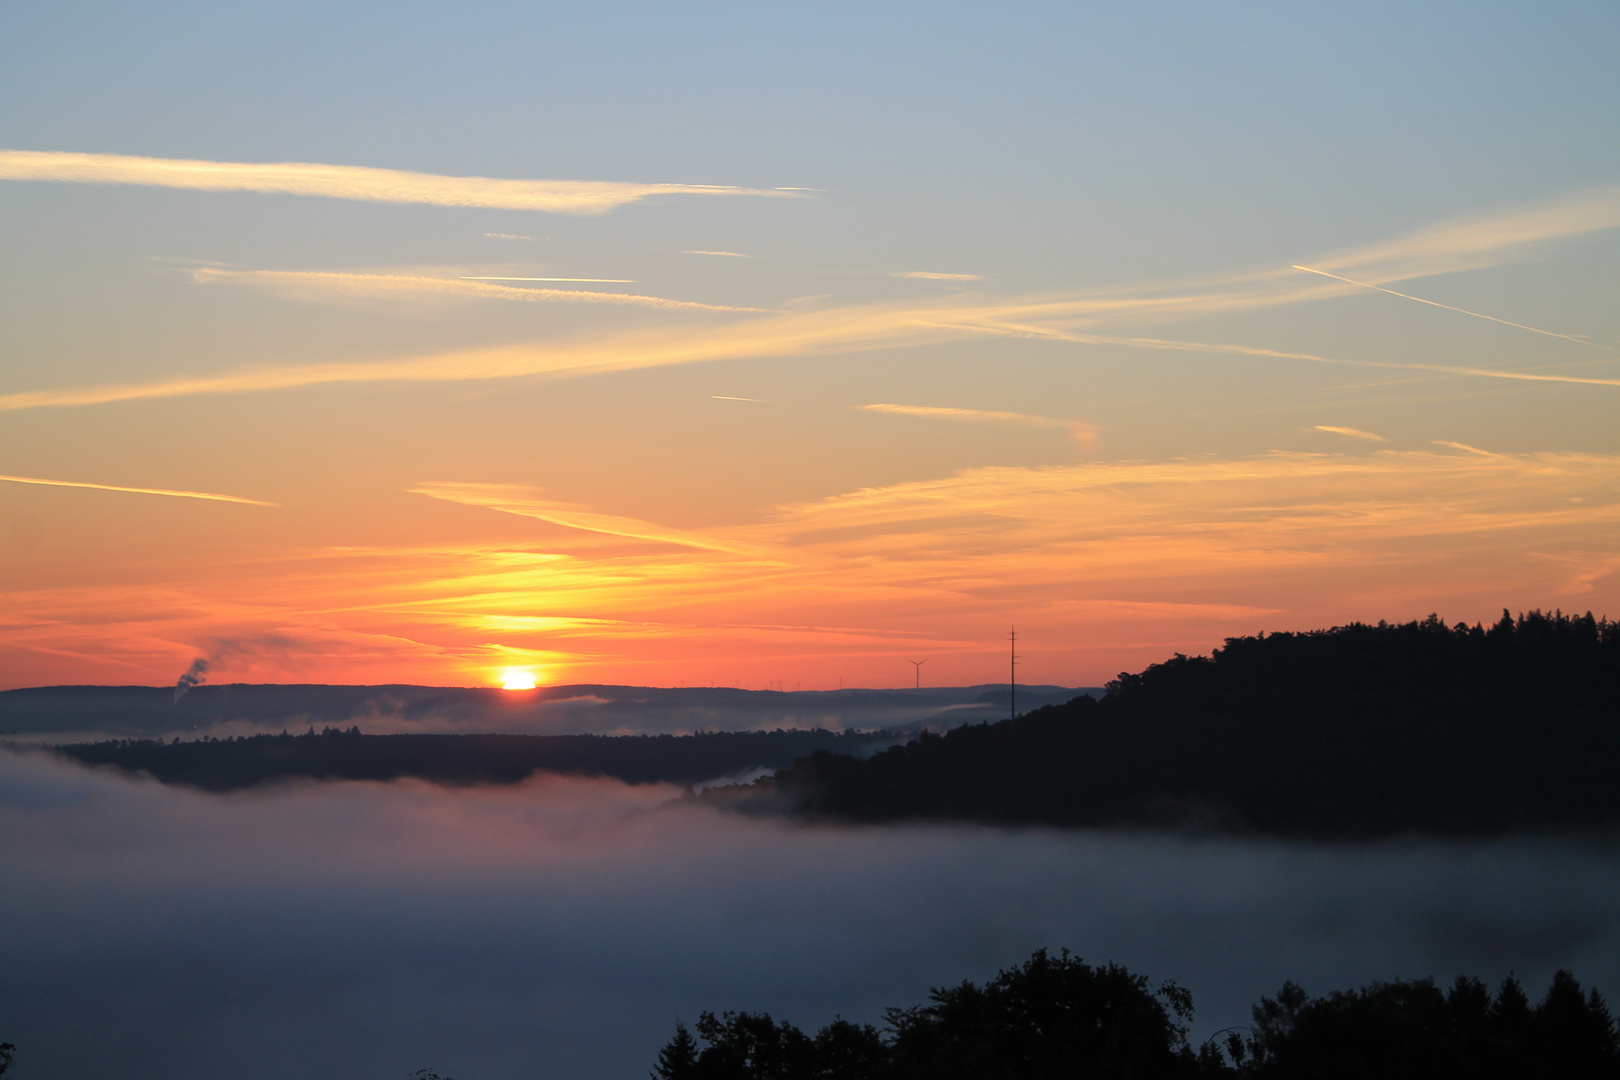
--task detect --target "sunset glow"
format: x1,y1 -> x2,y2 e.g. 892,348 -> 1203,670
1,5 -> 1616,693
5,9 -> 1620,1079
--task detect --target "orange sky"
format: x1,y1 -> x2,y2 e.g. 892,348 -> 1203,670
4,7 -> 1619,691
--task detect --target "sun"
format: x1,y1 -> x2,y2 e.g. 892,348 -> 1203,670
500,669 -> 538,690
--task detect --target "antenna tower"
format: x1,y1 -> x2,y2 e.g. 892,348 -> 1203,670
1009,626 -> 1018,720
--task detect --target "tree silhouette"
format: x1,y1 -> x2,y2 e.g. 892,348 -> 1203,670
1239,969 -> 1619,1079
653,951 -> 1620,1079
652,949 -> 1203,1080
653,1021 -> 699,1080
890,949 -> 1196,1079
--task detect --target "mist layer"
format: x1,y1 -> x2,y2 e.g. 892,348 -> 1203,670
2,750 -> 1617,1079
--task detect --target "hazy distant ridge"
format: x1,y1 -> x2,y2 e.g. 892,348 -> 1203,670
0,682 -> 1092,740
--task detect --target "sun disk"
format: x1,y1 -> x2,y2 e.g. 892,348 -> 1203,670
500,670 -> 537,690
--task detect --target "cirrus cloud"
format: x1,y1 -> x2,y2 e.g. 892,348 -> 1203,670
1,186 -> 1617,414
0,150 -> 804,215
0,472 -> 276,506
187,268 -> 766,313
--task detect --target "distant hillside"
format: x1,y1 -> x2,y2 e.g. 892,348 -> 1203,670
0,682 -> 1092,740
46,728 -> 899,791
716,612 -> 1620,838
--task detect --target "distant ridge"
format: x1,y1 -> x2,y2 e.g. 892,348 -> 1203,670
0,682 -> 1094,739
48,727 -> 902,792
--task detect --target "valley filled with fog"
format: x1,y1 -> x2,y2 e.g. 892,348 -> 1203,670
2,749 -> 1616,1080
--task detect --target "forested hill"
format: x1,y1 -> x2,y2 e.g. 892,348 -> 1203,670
46,728 -> 894,791
724,612 -> 1620,837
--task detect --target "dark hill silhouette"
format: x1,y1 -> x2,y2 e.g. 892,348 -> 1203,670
717,611 -> 1620,837
47,727 -> 897,791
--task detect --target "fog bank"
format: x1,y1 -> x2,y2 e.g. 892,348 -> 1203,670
2,750 -> 1617,1079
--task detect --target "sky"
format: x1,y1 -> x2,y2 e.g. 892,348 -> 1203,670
2,2 -> 1619,691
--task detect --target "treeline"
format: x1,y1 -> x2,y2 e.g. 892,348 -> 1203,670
651,949 -> 1619,1080
50,727 -> 894,791
724,611 -> 1620,837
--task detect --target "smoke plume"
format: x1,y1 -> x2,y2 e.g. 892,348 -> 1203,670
173,658 -> 209,704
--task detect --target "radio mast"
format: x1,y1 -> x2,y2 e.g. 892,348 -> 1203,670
1009,626 -> 1018,720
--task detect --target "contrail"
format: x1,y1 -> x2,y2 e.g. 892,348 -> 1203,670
0,473 -> 277,505
712,395 -> 768,402
460,276 -> 636,283
1292,265 -> 1606,349
937,320 -> 1620,390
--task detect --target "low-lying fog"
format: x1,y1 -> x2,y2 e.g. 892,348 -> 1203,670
3,749 -> 1617,1080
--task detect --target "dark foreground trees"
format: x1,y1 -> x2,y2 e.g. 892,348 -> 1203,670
652,951 -> 1620,1080
653,950 -> 1203,1080
1243,970 -> 1620,1080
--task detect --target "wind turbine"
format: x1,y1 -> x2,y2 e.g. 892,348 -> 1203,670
907,658 -> 928,689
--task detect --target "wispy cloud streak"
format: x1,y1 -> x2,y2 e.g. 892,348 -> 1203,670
460,276 -> 637,283
1308,187 -> 1620,282
1292,265 -> 1606,348
0,473 -> 276,505
857,403 -> 1070,427
1313,426 -> 1386,442
0,150 -> 802,215
407,482 -> 755,553
1433,441 -> 1501,457
3,187 -> 1617,412
190,269 -> 763,312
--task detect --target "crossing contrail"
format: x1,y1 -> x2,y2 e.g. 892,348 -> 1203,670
0,473 -> 276,505
1292,265 -> 1606,349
